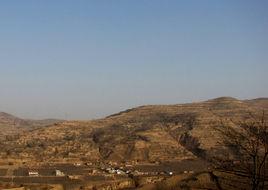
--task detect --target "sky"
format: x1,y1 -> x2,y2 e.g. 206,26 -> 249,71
0,0 -> 267,120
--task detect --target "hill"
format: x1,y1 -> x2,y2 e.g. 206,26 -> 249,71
244,97 -> 268,110
0,112 -> 29,127
0,112 -> 63,141
1,97 -> 267,164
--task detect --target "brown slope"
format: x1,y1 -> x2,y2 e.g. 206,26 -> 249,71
0,112 -> 29,126
0,111 -> 63,142
1,97 -> 266,164
0,111 -> 63,127
0,112 -> 31,141
244,97 -> 268,110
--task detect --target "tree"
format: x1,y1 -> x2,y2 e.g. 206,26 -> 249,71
213,112 -> 268,190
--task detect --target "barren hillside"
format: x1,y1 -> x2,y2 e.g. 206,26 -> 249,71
0,112 -> 63,141
1,97 -> 267,165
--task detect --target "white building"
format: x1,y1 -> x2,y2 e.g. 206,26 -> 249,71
55,170 -> 65,176
28,171 -> 39,177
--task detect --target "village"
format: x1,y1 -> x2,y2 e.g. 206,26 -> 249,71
0,159 -> 202,189
0,161 -> 176,178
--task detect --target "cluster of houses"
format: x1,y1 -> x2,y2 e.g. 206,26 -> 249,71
104,167 -> 131,175
102,165 -> 174,177
27,162 -> 175,178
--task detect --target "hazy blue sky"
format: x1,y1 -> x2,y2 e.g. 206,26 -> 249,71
0,0 -> 267,119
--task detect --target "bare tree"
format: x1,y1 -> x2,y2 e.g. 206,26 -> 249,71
213,112 -> 268,190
